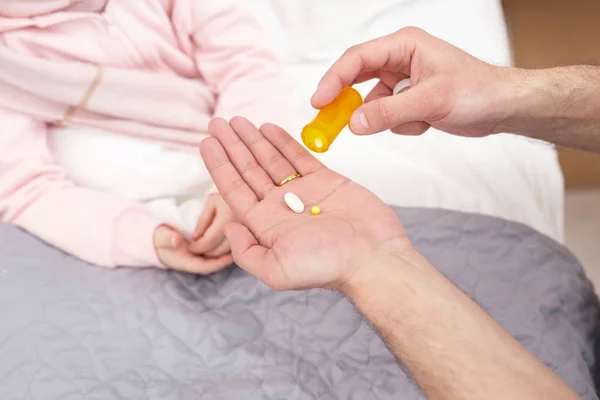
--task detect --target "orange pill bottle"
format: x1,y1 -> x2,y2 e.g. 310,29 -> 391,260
301,87 -> 363,153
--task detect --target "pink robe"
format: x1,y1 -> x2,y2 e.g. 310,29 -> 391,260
0,0 -> 292,267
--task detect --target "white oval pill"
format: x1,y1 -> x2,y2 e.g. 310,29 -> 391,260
393,78 -> 411,95
284,192 -> 304,214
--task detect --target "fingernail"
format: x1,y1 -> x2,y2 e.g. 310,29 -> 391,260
170,235 -> 178,248
350,109 -> 368,134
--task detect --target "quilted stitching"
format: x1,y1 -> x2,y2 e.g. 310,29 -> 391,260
0,207 -> 597,399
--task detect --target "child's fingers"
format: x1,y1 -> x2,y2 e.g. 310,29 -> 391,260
190,200 -> 233,255
188,222 -> 225,255
203,238 -> 231,258
154,224 -> 182,250
189,233 -> 225,255
171,249 -> 233,274
192,197 -> 216,240
182,253 -> 233,274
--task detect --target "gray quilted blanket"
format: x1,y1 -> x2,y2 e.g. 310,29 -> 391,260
0,207 -> 598,400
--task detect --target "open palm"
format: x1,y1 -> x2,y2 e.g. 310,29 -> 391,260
200,117 -> 409,291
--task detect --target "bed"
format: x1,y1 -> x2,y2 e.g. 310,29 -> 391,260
0,209 -> 597,399
1,1 -> 597,399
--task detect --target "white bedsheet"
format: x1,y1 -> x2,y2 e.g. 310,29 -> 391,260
250,0 -> 564,242
53,0 -> 564,243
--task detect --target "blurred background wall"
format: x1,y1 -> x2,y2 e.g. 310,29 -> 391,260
503,0 -> 600,189
503,0 -> 600,287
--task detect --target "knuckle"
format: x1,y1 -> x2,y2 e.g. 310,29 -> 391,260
241,158 -> 259,171
206,237 -> 220,249
241,165 -> 264,184
373,100 -> 396,126
223,178 -> 245,196
229,115 -> 243,126
265,150 -> 284,167
400,26 -> 425,37
423,85 -> 451,120
343,44 -> 360,58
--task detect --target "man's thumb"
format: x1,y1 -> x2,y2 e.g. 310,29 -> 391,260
349,85 -> 430,135
224,223 -> 270,281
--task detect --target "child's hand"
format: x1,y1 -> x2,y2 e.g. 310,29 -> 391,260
154,224 -> 232,274
189,194 -> 236,258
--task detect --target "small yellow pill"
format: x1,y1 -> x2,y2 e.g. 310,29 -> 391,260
311,205 -> 321,215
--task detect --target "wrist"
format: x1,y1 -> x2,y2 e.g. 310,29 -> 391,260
488,67 -> 535,135
496,67 -> 553,133
113,208 -> 163,268
339,241 -> 428,300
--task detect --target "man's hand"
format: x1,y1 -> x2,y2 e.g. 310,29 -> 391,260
311,27 -> 511,138
153,224 -> 233,274
312,27 -> 600,152
199,116 -> 580,400
189,194 -> 235,258
200,117 -> 411,291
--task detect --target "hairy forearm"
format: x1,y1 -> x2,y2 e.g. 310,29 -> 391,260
345,248 -> 579,400
499,65 -> 600,152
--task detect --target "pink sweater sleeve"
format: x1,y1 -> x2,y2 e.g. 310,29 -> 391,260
188,0 -> 294,130
0,109 -> 163,268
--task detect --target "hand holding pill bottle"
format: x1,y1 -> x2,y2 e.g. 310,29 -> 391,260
301,87 -> 363,153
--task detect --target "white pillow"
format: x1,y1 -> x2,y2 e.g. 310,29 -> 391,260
249,0 -> 512,66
